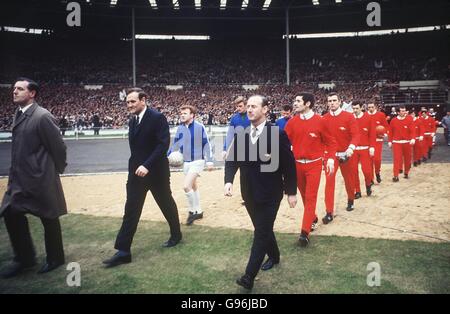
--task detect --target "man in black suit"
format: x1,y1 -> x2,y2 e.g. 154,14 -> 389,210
224,95 -> 297,290
103,88 -> 182,268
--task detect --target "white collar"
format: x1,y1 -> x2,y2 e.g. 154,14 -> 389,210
136,106 -> 146,123
19,103 -> 34,114
330,107 -> 343,116
368,110 -> 377,115
397,115 -> 406,121
251,120 -> 266,134
354,112 -> 364,119
300,110 -> 314,120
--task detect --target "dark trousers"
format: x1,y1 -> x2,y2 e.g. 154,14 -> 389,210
114,173 -> 181,252
243,198 -> 280,279
3,208 -> 65,264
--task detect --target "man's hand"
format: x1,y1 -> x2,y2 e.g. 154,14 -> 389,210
135,165 -> 149,177
287,195 -> 297,208
419,136 -> 424,141
326,158 -> 335,175
221,151 -> 227,160
410,139 -> 416,146
345,148 -> 354,158
224,183 -> 233,197
369,147 -> 375,157
206,162 -> 214,171
388,142 -> 392,148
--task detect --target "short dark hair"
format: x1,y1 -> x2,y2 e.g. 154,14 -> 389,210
126,87 -> 148,101
352,100 -> 363,107
327,92 -> 340,100
298,92 -> 315,109
282,104 -> 293,112
399,105 -> 407,110
15,77 -> 39,97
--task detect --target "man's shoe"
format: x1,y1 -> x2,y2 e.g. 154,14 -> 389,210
162,235 -> 182,248
422,157 -> 427,163
392,176 -> 399,182
354,192 -> 362,199
366,185 -> 372,196
404,173 -> 409,179
37,260 -> 65,274
399,169 -> 403,174
376,173 -> 382,183
186,212 -> 203,225
418,160 -> 422,165
346,200 -> 354,211
236,274 -> 254,290
311,217 -> 319,232
0,261 -> 36,279
261,258 -> 279,271
103,252 -> 132,268
322,213 -> 333,225
413,161 -> 418,167
298,232 -> 310,247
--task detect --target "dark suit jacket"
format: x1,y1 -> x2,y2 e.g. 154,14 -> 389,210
224,122 -> 297,204
1,103 -> 67,219
128,107 -> 171,178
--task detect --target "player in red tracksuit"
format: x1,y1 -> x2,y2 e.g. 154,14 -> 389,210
322,92 -> 360,217
285,92 -> 337,247
411,111 -> 425,167
420,109 -> 437,161
367,101 -> 390,183
352,101 -> 376,198
388,106 -> 416,181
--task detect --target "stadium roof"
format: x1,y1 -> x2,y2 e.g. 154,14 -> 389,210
1,0 -> 450,39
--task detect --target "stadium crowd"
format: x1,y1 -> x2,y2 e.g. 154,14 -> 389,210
0,83 -> 382,130
0,30 -> 448,131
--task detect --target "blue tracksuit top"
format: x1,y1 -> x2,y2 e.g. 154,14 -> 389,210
275,117 -> 290,131
223,112 -> 251,151
169,120 -> 213,162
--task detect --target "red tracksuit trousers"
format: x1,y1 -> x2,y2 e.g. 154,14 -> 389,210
423,135 -> 433,158
392,143 -> 412,177
296,159 -> 322,235
371,141 -> 383,176
325,155 -> 356,214
354,149 -> 373,193
413,140 -> 423,163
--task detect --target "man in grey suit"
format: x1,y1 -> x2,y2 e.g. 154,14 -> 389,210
0,78 -> 68,278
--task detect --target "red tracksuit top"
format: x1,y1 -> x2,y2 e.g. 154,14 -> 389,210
420,116 -> 437,134
354,112 -> 376,148
388,115 -> 416,142
368,110 -> 390,135
413,117 -> 425,138
322,108 -> 360,153
285,112 -> 337,161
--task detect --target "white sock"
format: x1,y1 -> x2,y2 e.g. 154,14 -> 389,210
193,189 -> 202,214
185,190 -> 195,213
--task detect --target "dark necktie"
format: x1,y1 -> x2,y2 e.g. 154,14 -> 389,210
16,110 -> 23,121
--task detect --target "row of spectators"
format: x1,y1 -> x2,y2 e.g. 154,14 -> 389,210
0,83 -> 381,131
